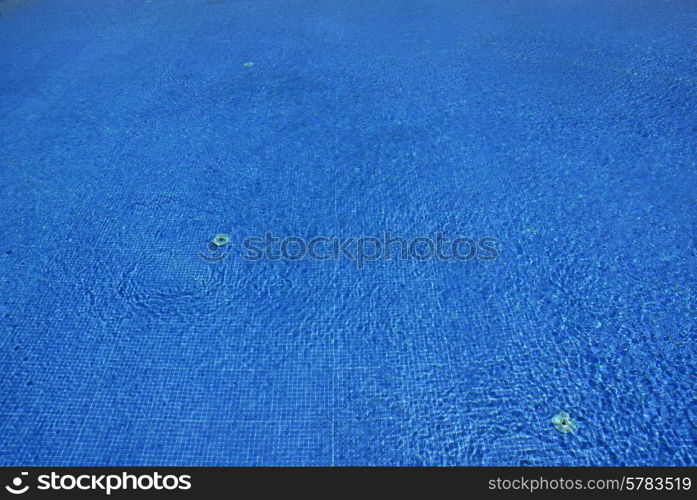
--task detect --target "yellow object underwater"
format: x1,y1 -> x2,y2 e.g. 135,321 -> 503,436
212,234 -> 230,247
552,412 -> 577,433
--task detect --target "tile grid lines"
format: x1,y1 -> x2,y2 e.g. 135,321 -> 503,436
62,25 -> 183,462
428,280 -> 457,381
331,156 -> 338,466
0,332 -> 13,351
43,362 -> 453,374
64,328 -> 121,463
0,413 -> 448,426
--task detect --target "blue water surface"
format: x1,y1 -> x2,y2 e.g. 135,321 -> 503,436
0,0 -> 695,466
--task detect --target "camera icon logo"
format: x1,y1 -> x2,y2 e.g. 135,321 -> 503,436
5,472 -> 29,495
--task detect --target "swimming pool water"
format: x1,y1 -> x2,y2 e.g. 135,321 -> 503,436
0,0 -> 695,466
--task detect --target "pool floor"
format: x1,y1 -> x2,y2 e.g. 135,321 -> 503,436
0,0 -> 695,465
